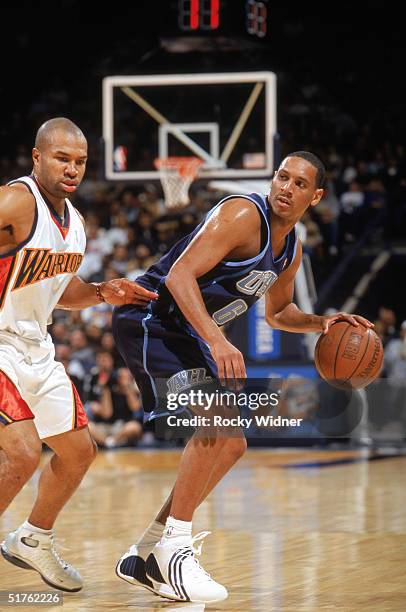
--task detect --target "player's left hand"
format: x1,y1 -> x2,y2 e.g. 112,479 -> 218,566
99,278 -> 158,306
321,312 -> 374,335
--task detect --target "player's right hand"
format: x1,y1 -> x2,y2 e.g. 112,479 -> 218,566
209,337 -> 247,389
100,279 -> 158,306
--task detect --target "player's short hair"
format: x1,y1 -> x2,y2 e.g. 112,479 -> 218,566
285,151 -> 326,188
35,117 -> 86,150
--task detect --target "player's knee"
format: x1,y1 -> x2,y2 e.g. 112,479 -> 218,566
70,437 -> 97,470
224,435 -> 247,461
82,438 -> 98,466
7,439 -> 42,478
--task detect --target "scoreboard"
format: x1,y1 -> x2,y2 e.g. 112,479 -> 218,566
178,0 -> 269,38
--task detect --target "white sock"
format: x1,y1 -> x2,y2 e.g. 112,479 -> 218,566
162,516 -> 192,540
136,520 -> 164,547
21,520 -> 53,535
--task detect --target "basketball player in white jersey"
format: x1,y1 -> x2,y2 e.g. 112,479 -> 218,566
0,118 -> 157,591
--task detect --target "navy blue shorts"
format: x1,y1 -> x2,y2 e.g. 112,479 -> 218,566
112,305 -> 218,418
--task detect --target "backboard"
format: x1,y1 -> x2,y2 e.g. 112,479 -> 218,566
102,71 -> 277,181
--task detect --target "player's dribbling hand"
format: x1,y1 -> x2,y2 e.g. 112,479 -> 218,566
209,336 -> 247,390
99,279 -> 158,306
321,312 -> 374,335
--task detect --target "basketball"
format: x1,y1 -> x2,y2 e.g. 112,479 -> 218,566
315,321 -> 384,389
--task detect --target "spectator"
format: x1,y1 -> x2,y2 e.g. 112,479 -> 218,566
339,181 -> 365,242
110,244 -> 130,276
79,221 -> 110,280
382,321 -> 406,431
70,328 -> 95,373
375,307 -> 397,346
105,210 -> 132,251
313,177 -> 340,255
85,356 -> 143,449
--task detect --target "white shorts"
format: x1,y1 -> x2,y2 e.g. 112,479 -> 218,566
0,333 -> 87,439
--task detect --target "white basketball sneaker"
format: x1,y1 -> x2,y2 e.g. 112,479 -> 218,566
145,531 -> 228,603
116,543 -> 180,600
1,527 -> 83,592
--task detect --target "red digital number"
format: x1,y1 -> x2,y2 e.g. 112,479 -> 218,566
179,0 -> 220,31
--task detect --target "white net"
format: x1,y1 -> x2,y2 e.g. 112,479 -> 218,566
154,157 -> 204,209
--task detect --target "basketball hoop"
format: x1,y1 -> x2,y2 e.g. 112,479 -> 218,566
154,157 -> 204,209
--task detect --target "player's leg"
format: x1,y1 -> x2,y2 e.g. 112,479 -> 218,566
145,422 -> 244,602
0,421 -> 42,514
118,429 -> 240,602
155,430 -> 247,524
1,360 -> 93,592
28,426 -> 97,529
113,307 -> 234,601
165,427 -> 246,521
113,308 -> 181,597
1,426 -> 95,592
134,427 -> 246,570
0,368 -> 40,514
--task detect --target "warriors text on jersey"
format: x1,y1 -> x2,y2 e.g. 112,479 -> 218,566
135,193 -> 297,329
0,176 -> 86,344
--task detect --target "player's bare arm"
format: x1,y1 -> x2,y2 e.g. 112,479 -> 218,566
56,274 -> 159,309
0,184 -> 36,250
165,198 -> 261,380
265,240 -> 373,333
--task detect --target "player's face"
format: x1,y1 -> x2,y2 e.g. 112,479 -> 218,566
269,157 -> 323,220
32,130 -> 88,200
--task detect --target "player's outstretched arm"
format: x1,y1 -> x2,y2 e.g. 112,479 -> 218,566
56,275 -> 158,310
265,241 -> 373,333
165,198 -> 257,381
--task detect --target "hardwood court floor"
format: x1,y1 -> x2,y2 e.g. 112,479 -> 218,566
1,447 -> 406,611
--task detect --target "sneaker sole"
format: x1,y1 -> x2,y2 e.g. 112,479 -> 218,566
1,546 -> 82,593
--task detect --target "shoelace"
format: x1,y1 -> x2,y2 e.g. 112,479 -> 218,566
177,531 -> 213,583
41,535 -> 69,570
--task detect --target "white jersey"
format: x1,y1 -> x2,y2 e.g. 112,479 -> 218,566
0,175 -> 86,346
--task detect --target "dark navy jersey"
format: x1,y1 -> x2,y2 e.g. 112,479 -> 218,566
135,193 -> 298,329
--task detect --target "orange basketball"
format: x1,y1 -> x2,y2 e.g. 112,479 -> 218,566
314,321 -> 383,390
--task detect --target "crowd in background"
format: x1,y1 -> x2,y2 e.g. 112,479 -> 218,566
2,36 -> 406,446
1,151 -> 403,447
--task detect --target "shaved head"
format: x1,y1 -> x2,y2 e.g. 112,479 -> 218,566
35,117 -> 86,150
32,117 -> 88,203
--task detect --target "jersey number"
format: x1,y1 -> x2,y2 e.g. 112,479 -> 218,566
236,269 -> 278,297
212,299 -> 248,325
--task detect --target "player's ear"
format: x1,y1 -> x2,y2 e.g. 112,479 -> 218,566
32,147 -> 40,166
310,188 -> 324,207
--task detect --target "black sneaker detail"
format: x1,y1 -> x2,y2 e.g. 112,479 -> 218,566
145,553 -> 166,584
120,555 -> 153,588
169,550 -> 190,601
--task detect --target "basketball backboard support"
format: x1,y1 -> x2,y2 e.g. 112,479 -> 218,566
102,71 -> 277,181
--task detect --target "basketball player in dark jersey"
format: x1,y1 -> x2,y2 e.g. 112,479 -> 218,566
114,151 -> 372,603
